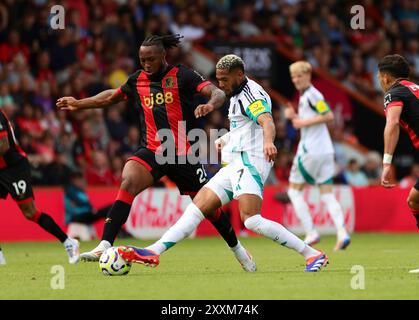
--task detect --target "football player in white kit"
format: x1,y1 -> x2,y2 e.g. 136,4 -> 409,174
284,61 -> 351,251
119,55 -> 329,272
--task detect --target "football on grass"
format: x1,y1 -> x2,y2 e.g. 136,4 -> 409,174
99,247 -> 132,276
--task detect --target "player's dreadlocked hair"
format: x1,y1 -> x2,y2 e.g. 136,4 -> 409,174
141,34 -> 183,50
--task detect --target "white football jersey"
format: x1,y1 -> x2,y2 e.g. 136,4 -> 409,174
296,85 -> 334,155
222,78 -> 272,161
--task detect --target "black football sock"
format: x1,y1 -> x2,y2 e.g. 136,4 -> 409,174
35,212 -> 68,243
209,208 -> 239,248
101,190 -> 134,245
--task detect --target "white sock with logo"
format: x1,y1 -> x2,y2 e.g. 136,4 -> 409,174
146,202 -> 205,254
287,188 -> 315,234
243,214 -> 319,259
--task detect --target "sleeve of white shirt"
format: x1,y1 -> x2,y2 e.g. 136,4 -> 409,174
307,89 -> 331,115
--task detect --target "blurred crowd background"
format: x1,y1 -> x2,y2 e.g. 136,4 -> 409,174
0,0 -> 418,190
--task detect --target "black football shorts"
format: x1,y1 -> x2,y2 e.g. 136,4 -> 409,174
0,158 -> 34,203
127,148 -> 209,195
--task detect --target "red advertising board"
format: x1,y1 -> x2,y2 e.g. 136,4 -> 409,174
0,186 -> 417,242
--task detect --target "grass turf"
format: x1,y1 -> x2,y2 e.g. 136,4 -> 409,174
1,233 -> 419,300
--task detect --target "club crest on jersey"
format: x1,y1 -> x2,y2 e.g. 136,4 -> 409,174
165,76 -> 174,88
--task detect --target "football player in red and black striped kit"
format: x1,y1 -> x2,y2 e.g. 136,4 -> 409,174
378,54 -> 419,271
57,35 -> 255,271
0,110 -> 80,264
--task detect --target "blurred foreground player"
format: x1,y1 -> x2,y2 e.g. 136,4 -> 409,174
119,55 -> 329,272
284,61 -> 350,251
377,54 -> 419,273
0,110 -> 79,264
57,35 -> 255,271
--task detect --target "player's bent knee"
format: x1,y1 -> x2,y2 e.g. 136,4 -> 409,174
121,161 -> 153,195
120,175 -> 145,196
407,197 -> 419,211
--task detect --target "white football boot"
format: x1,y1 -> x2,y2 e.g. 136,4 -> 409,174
80,240 -> 111,262
231,242 -> 257,272
64,238 -> 80,264
334,228 -> 351,251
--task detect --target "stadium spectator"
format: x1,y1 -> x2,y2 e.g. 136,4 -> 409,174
64,170 -> 111,241
344,159 -> 369,187
362,151 -> 382,186
119,126 -> 141,156
85,150 -> 116,186
105,107 -> 129,142
0,0 -> 416,188
0,30 -> 30,64
42,150 -> 72,186
72,120 -> 103,169
400,163 -> 419,189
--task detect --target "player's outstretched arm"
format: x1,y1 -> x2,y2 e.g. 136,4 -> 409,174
381,105 -> 402,188
56,89 -> 125,111
194,84 -> 226,118
0,136 -> 10,156
257,113 -> 277,162
292,110 -> 334,129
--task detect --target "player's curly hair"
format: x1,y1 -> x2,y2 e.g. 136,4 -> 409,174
216,54 -> 245,72
378,54 -> 410,79
141,34 -> 183,50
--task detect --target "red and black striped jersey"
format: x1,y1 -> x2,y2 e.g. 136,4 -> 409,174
117,64 -> 211,155
0,110 -> 27,168
384,80 -> 419,149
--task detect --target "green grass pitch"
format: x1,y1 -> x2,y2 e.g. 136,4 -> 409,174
1,233 -> 419,300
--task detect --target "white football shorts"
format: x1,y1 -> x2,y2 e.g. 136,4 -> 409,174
289,153 -> 335,185
204,152 -> 272,205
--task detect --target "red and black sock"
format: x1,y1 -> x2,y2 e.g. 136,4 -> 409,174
30,211 -> 68,243
208,208 -> 238,248
101,189 -> 134,245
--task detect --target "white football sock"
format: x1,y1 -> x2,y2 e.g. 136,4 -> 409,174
287,188 -> 315,234
0,250 -> 6,265
146,202 -> 205,254
91,240 -> 111,253
321,193 -> 347,237
244,214 -> 318,258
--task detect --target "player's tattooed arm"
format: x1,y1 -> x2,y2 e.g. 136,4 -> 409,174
257,113 -> 277,162
56,89 -> 125,111
0,136 -> 10,156
195,84 -> 226,118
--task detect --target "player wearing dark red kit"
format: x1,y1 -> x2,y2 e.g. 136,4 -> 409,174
0,110 -> 80,264
378,54 -> 419,273
57,35 -> 255,271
